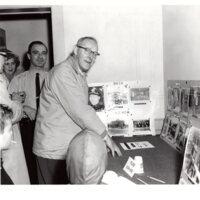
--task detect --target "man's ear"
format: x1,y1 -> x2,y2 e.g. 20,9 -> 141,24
73,46 -> 78,55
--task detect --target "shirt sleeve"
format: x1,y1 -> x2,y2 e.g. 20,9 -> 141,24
8,76 -> 23,124
8,76 -> 20,94
10,100 -> 23,124
50,67 -> 107,138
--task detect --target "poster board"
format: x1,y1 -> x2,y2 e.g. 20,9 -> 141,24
88,81 -> 156,136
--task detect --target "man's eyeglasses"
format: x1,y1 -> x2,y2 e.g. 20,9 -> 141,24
77,45 -> 100,57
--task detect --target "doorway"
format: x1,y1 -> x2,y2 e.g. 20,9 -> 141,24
0,7 -> 54,71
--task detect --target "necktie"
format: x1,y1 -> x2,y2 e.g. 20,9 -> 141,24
35,73 -> 40,110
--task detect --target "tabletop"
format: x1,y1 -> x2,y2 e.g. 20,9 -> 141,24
107,135 -> 183,184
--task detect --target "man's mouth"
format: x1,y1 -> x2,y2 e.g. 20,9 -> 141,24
85,60 -> 92,64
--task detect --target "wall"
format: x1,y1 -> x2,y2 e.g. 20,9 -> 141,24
163,5 -> 200,108
0,18 -> 50,71
52,5 -> 165,120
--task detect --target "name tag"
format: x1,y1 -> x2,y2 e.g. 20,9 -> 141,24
123,157 -> 136,177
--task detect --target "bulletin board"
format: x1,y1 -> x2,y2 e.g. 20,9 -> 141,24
161,80 -> 200,155
88,81 -> 156,137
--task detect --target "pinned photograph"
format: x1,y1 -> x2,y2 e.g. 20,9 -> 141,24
88,85 -> 105,112
189,87 -> 200,118
167,86 -> 181,113
180,88 -> 190,116
105,82 -> 129,110
192,87 -> 200,119
130,87 -> 150,102
107,110 -> 131,136
132,119 -> 150,132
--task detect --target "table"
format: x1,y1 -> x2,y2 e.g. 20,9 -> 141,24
107,135 -> 183,184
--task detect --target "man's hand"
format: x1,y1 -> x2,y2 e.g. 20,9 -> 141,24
23,105 -> 36,120
104,135 -> 122,157
11,91 -> 26,103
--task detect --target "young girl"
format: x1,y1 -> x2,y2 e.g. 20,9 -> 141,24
1,43 -> 30,184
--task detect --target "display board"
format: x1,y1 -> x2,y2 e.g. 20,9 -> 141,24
88,81 -> 156,136
161,80 -> 200,155
161,80 -> 200,184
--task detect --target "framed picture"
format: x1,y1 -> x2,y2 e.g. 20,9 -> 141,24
189,87 -> 200,118
165,116 -> 179,143
179,126 -> 200,184
175,119 -> 188,153
180,88 -> 190,117
192,87 -> 200,119
160,114 -> 170,138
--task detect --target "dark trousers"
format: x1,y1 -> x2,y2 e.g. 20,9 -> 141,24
19,118 -> 38,184
36,155 -> 68,184
1,159 -> 14,185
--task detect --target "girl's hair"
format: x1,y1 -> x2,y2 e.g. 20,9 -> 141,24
0,104 -> 13,133
6,52 -> 20,68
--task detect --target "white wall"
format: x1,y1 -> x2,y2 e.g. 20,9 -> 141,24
163,6 -> 200,109
52,5 -> 165,119
163,6 -> 200,81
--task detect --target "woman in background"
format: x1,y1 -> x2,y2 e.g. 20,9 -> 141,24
3,52 -> 20,83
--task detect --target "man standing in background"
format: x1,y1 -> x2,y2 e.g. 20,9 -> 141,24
33,36 -> 122,184
9,41 -> 48,184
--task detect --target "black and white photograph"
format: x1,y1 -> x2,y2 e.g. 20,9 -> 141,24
107,110 -> 131,137
179,126 -> 200,184
175,119 -> 188,152
1,3 -> 200,199
130,87 -> 150,102
160,114 -> 170,138
165,116 -> 179,143
105,82 -> 129,110
132,119 -> 150,132
192,87 -> 200,119
88,85 -> 105,112
180,88 -> 190,116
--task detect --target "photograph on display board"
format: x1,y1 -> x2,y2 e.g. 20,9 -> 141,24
188,87 -> 200,118
107,110 -> 130,136
165,116 -> 179,143
180,88 -> 190,116
192,87 -> 200,119
179,126 -> 200,184
175,120 -> 188,153
160,114 -> 170,138
88,85 -> 105,112
130,87 -> 150,102
105,82 -> 129,110
132,119 -> 151,132
167,86 -> 181,112
167,86 -> 174,111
